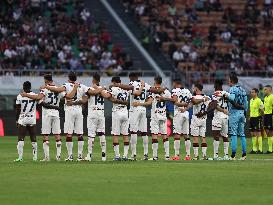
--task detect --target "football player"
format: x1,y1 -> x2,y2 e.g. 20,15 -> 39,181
42,72 -> 88,161
191,83 -> 211,160
171,79 -> 192,160
133,76 -> 172,160
21,74 -> 63,161
109,76 -> 130,161
15,81 -> 38,162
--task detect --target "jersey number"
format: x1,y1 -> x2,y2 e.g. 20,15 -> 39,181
48,93 -> 58,105
95,95 -> 104,105
22,100 -> 35,112
156,101 -> 165,108
117,93 -> 127,101
134,90 -> 146,100
200,103 -> 206,112
179,95 -> 188,103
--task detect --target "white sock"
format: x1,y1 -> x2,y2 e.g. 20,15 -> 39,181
43,141 -> 49,159
185,140 -> 191,156
224,141 -> 229,156
99,135 -> 106,154
213,140 -> 220,158
130,134 -> 137,156
17,141 -> 24,159
66,142 -> 73,156
78,141 -> 84,156
123,143 -> 129,158
193,146 -> 199,157
142,136 -> 148,155
56,141 -> 62,157
174,139 -> 180,156
152,142 -> 158,158
202,146 -> 207,157
32,142 -> 38,159
114,144 -> 120,157
88,137 -> 95,155
164,140 -> 170,157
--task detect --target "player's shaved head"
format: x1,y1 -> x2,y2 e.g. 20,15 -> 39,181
44,74 -> 53,82
68,71 -> 77,82
265,85 -> 272,89
23,81 -> 31,92
112,76 -> 121,83
264,85 -> 272,95
154,76 -> 162,85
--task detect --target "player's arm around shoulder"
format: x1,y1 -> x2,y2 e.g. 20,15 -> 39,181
87,86 -> 104,96
42,84 -> 66,93
66,83 -> 80,99
133,95 -> 153,107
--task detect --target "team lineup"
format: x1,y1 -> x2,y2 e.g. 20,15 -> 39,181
14,71 -> 273,162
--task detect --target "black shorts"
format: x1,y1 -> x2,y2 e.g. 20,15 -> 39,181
249,117 -> 262,132
263,114 -> 273,130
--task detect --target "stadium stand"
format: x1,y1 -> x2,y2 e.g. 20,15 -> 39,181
121,0 -> 273,84
0,0 -> 133,76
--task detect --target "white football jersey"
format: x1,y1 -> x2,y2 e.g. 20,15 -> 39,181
16,92 -> 37,117
129,80 -> 151,111
149,89 -> 171,117
172,87 -> 192,115
192,94 -> 211,119
62,82 -> 88,109
212,90 -> 228,118
110,86 -> 129,112
87,86 -> 105,115
40,85 -> 65,117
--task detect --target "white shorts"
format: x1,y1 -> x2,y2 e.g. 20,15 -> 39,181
111,109 -> 129,136
212,117 -> 228,137
150,115 -> 167,135
87,113 -> 105,137
18,115 -> 36,126
41,114 -> 61,135
129,109 -> 147,132
64,109 -> 83,135
173,111 -> 189,135
190,116 -> 207,137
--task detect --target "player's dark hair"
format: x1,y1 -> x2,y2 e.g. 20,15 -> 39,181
154,76 -> 162,84
23,81 -> 31,92
214,79 -> 223,91
68,71 -> 77,82
129,72 -> 138,78
44,74 -> 53,82
93,73 -> 100,82
252,88 -> 259,93
173,78 -> 182,84
265,85 -> 272,89
195,83 -> 203,91
229,72 -> 238,84
111,76 -> 121,83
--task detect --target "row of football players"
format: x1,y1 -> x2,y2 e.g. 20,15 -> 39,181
15,72 -> 229,162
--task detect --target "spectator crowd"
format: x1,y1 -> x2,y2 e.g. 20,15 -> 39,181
122,0 -> 273,83
0,0 -> 133,76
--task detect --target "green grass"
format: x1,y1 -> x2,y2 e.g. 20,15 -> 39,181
0,136 -> 273,205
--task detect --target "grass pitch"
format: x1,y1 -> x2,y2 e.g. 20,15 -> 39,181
0,136 -> 272,205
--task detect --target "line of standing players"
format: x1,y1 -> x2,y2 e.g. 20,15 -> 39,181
15,71 -> 248,162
